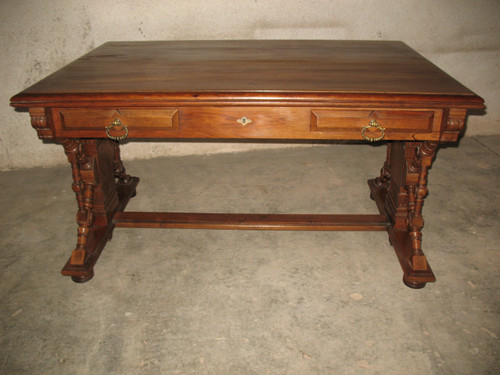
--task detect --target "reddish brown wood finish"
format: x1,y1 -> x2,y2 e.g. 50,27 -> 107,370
11,40 -> 483,99
51,106 -> 445,141
114,212 -> 388,231
11,41 -> 484,287
55,108 -> 179,138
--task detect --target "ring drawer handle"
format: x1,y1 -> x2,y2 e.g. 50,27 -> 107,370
237,116 -> 252,126
361,119 -> 385,142
105,119 -> 129,141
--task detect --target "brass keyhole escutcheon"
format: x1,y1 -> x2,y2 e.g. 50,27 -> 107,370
237,116 -> 252,126
105,119 -> 129,141
361,119 -> 385,142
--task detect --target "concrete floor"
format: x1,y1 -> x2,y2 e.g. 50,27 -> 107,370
1,136 -> 499,374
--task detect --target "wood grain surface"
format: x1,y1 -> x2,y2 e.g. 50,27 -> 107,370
11,40 -> 483,107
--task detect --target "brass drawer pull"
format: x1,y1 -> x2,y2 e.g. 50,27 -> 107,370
105,119 -> 129,141
361,119 -> 385,142
237,116 -> 252,126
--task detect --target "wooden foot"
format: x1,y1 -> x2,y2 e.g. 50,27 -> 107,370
71,270 -> 94,283
403,275 -> 426,289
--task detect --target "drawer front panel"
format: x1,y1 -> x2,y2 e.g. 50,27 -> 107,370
53,108 -> 179,138
311,109 -> 440,140
178,107 -> 311,139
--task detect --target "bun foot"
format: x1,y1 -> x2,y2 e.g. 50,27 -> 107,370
71,270 -> 94,283
403,275 -> 426,289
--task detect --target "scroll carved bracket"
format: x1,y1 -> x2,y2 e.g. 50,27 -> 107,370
28,107 -> 54,139
375,143 -> 392,189
442,108 -> 467,142
113,142 -> 132,184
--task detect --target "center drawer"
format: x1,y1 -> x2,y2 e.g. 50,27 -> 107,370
178,107 -> 310,139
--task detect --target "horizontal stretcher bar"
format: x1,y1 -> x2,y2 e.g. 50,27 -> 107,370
113,212 -> 389,231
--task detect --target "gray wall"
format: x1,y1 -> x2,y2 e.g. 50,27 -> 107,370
1,0 -> 499,170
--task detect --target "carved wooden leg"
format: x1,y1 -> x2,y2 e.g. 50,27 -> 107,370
61,139 -> 97,268
369,141 -> 438,288
60,139 -> 139,282
403,141 -> 438,288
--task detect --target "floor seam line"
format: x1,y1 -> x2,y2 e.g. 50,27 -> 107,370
471,136 -> 500,157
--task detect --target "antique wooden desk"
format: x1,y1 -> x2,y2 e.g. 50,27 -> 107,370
11,40 -> 484,288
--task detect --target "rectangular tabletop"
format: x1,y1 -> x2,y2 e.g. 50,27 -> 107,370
11,40 -> 483,106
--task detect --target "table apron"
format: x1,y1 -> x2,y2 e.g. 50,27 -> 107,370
50,106 -> 444,141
